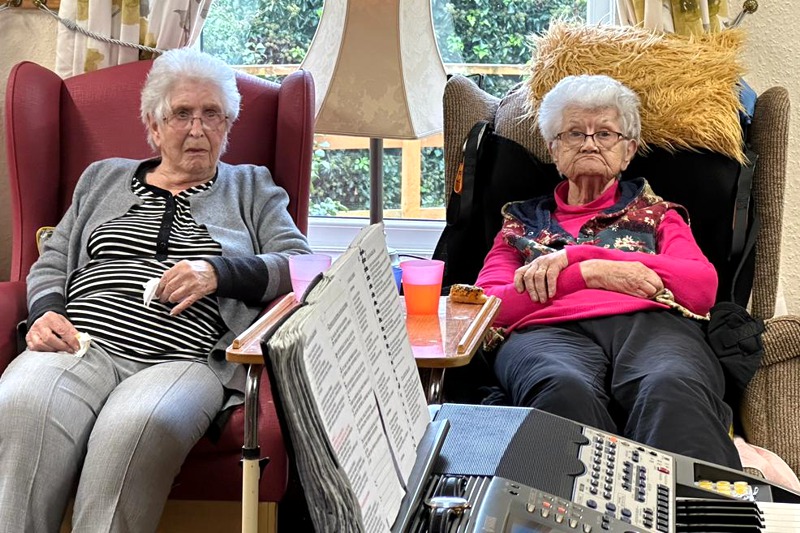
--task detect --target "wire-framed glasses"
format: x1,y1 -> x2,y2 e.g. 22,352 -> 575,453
556,130 -> 628,149
164,109 -> 229,131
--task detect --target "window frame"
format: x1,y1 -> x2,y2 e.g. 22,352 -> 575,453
308,216 -> 444,259
588,0 -> 617,24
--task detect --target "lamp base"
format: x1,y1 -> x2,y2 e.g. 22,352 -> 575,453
369,138 -> 384,224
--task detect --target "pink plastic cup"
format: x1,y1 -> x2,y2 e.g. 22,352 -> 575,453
400,259 -> 444,315
289,254 -> 332,301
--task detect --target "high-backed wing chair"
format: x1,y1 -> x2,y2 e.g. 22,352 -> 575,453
441,74 -> 798,478
3,59 -> 314,531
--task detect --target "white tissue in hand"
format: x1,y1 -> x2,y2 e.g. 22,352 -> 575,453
74,332 -> 92,357
55,332 -> 92,357
143,278 -> 160,307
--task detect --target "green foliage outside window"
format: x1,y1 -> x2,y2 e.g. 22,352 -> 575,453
203,0 -> 585,216
202,0 -> 322,66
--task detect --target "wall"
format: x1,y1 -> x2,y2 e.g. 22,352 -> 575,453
0,4 -> 798,312
0,9 -> 58,281
740,0 -> 798,314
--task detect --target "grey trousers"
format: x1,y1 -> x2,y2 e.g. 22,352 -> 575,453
0,344 -> 224,533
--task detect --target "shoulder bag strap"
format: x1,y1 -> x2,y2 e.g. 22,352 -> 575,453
730,146 -> 758,260
457,121 -> 491,226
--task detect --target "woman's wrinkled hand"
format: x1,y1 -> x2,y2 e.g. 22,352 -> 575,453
580,259 -> 664,299
514,250 -> 568,303
157,260 -> 218,316
26,311 -> 80,353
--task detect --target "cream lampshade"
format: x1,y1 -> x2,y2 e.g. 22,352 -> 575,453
300,0 -> 448,222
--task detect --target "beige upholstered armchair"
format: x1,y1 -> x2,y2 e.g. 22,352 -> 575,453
441,73 -> 796,475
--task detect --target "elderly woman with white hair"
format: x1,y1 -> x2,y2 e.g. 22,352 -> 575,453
0,48 -> 310,531
476,74 -> 741,470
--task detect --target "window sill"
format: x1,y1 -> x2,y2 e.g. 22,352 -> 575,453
307,216 -> 445,260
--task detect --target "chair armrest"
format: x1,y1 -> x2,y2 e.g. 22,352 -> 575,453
0,281 -> 28,372
175,291 -> 295,502
749,87 -> 790,320
741,315 -> 800,476
759,315 -> 800,367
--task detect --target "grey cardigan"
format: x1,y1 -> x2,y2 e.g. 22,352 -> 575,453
27,157 -> 311,400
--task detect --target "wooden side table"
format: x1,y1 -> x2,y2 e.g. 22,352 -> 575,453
226,292 -> 501,530
403,295 -> 501,404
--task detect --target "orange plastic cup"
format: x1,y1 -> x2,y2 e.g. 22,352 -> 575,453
400,260 -> 444,315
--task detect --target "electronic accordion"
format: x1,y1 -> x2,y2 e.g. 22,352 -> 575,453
391,404 -> 800,533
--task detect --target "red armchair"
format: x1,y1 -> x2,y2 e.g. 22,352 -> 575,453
3,60 -> 314,531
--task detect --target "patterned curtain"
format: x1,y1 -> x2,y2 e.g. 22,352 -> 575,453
616,0 -> 735,35
55,0 -> 213,78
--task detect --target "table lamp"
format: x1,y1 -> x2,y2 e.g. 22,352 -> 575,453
300,0 -> 448,223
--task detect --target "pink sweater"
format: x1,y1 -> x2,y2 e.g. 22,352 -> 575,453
475,181 -> 718,331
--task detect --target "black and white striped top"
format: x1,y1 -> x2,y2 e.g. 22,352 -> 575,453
66,168 -> 227,363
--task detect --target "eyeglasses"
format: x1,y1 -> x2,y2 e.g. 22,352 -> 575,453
555,130 -> 628,150
163,109 -> 229,131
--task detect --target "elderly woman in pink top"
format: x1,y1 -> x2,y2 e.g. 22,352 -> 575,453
475,74 -> 740,469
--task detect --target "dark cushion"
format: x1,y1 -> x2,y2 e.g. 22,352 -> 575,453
438,129 -> 755,306
622,148 -> 755,304
437,129 -> 560,287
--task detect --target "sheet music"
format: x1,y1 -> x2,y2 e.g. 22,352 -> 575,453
354,225 -> 431,444
312,224 -> 429,479
265,307 -> 366,532
304,277 -> 405,527
266,223 -> 430,532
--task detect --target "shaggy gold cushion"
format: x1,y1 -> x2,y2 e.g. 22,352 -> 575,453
527,23 -> 747,163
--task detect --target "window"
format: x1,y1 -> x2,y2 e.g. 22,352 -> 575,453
202,0 -> 609,255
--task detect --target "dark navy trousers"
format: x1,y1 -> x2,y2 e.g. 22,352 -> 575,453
494,310 -> 741,469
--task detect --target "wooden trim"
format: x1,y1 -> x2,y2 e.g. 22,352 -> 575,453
227,293 -> 300,364
157,501 -> 277,533
17,0 -> 61,9
235,63 -> 527,78
345,207 -> 445,219
61,500 -> 278,533
315,133 -> 445,220
315,132 -> 443,150
401,139 -> 423,219
457,295 -> 501,356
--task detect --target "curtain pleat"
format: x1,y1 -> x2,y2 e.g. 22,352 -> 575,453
616,0 -> 735,36
55,0 -> 212,78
